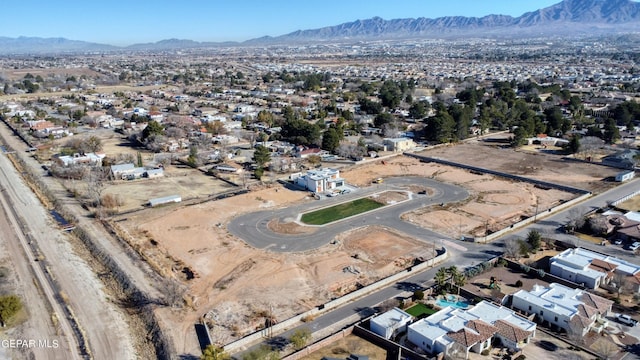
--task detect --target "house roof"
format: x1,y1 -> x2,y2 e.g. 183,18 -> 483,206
589,259 -> 618,273
446,327 -> 483,348
579,292 -> 613,313
466,320 -> 498,342
576,304 -> 598,319
371,308 -> 412,330
568,313 -> 591,330
494,319 -> 532,343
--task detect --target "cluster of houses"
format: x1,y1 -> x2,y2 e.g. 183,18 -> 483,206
367,246 -> 637,359
370,279 -> 613,359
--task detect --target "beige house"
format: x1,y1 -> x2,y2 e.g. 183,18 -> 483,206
383,137 -> 415,152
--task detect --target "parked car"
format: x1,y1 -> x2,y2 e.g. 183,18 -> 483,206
628,242 -> 640,251
617,314 -> 638,327
340,189 -> 351,194
538,340 -> 558,351
612,238 -> 623,245
373,178 -> 383,184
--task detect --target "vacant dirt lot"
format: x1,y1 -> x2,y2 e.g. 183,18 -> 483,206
298,334 -> 387,360
115,186 -> 433,353
420,134 -> 619,193
340,156 -> 573,237
112,139 -> 622,354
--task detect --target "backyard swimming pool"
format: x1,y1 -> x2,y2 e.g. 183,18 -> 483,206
435,298 -> 470,309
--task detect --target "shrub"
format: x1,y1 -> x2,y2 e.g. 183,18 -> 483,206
413,290 -> 425,301
515,280 -> 523,288
515,355 -> 526,360
0,295 -> 22,325
481,349 -> 490,356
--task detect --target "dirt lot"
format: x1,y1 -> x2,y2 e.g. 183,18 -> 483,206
420,133 -> 620,194
616,195 -> 640,212
298,334 -> 387,360
112,140 -> 622,354
340,156 -> 574,237
115,186 -> 434,352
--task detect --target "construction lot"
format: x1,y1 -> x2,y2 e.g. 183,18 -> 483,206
110,139 -> 620,354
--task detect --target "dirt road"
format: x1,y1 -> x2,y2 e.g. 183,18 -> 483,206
0,126 -> 140,359
0,172 -> 75,360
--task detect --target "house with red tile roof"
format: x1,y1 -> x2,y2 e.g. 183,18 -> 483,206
550,247 -> 640,291
407,301 -> 535,359
511,283 -> 612,337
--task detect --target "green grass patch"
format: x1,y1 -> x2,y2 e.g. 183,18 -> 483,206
301,198 -> 384,225
405,303 -> 436,318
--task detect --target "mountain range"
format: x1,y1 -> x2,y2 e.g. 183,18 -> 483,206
2,0 -> 640,54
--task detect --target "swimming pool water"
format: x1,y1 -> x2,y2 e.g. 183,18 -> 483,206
435,299 -> 469,309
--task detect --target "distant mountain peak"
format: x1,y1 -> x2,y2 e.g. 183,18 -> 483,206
2,0 -> 640,54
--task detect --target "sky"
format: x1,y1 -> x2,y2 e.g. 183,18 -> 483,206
2,0 -> 567,46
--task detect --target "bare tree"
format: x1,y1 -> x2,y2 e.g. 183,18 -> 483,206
611,271 -> 633,300
241,130 -> 258,148
504,238 -> 521,259
164,280 -> 186,308
579,136 -> 604,161
85,167 -> 108,207
588,215 -> 609,236
566,207 -> 588,233
592,339 -> 619,360
165,126 -> 185,139
566,318 -> 585,346
377,299 -> 399,313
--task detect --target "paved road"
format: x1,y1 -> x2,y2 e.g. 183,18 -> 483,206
506,176 -> 640,261
230,175 -> 640,358
228,177 -> 469,252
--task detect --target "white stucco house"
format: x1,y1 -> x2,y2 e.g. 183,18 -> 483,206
511,283 -> 612,336
407,301 -> 536,359
370,307 -> 413,339
550,248 -> 640,291
293,168 -> 344,193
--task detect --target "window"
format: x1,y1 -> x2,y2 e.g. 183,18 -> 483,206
540,310 -> 543,316
554,316 -> 558,322
528,305 -> 532,311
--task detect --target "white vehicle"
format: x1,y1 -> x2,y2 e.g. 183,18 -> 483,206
629,242 -> 640,251
617,314 -> 638,327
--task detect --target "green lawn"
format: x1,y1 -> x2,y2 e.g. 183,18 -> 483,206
405,303 -> 437,318
300,198 -> 385,225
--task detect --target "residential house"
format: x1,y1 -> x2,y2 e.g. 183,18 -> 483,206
602,149 -> 639,169
110,163 -> 163,180
295,147 -> 324,159
511,283 -> 612,335
383,137 -> 416,152
407,301 -> 535,359
525,134 -> 569,147
370,308 -> 413,339
55,152 -> 105,167
294,168 -> 344,193
550,247 -> 640,292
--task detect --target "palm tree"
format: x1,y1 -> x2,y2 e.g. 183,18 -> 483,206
453,272 -> 466,295
435,267 -> 447,291
447,266 -> 460,290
